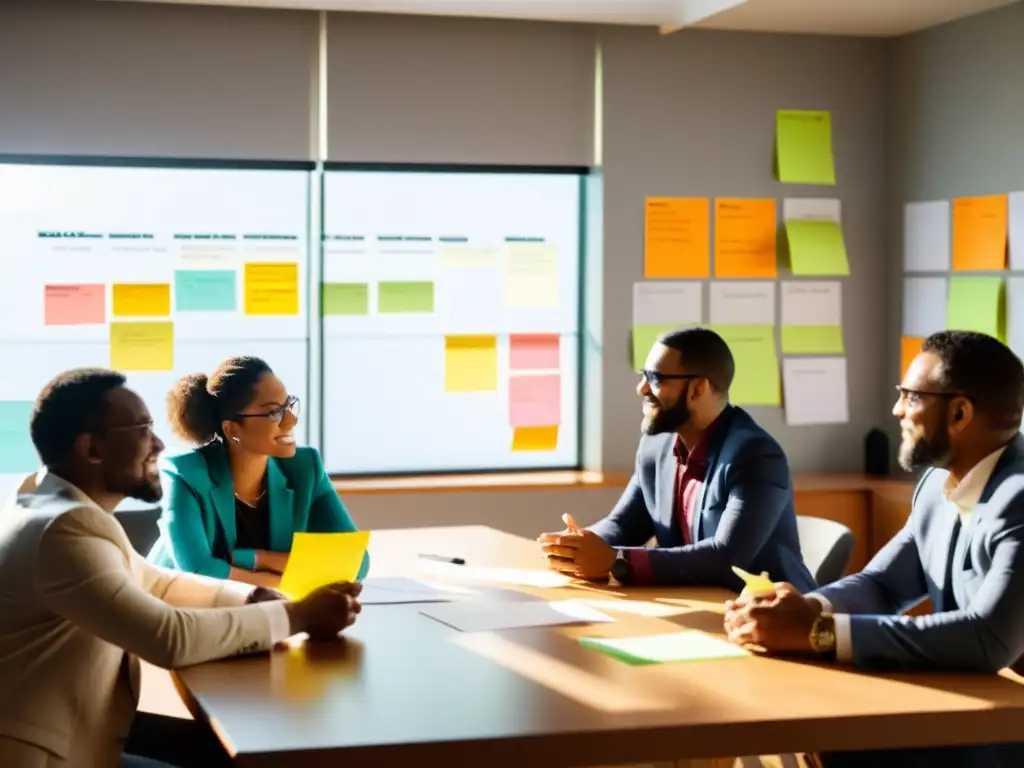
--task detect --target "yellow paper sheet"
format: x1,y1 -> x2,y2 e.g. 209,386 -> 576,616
112,283 -> 171,317
244,262 -> 299,315
445,335 -> 498,392
512,425 -> 559,451
776,110 -> 836,185
278,531 -> 371,600
109,322 -> 174,371
644,197 -> 711,278
504,242 -> 558,308
708,325 -> 780,406
731,566 -> 774,595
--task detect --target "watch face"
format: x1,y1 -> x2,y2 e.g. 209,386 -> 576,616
611,556 -> 631,581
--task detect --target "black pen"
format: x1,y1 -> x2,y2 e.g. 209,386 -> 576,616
418,553 -> 466,565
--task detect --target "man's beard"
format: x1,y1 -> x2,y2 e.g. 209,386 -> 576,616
128,479 -> 163,504
643,390 -> 692,436
898,425 -> 952,473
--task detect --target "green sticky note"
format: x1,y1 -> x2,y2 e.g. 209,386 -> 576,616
174,270 -> 237,312
322,283 -> 369,316
632,323 -> 681,371
776,109 -> 836,185
0,401 -> 37,474
580,631 -> 749,666
709,324 -> 781,406
781,325 -> 844,354
947,277 -> 1004,341
378,281 -> 434,314
786,220 -> 849,276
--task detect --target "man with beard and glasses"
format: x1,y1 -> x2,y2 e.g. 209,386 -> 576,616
724,330 -> 1024,767
538,327 -> 815,592
0,368 -> 364,768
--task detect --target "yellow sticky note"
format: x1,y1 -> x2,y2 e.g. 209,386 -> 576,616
776,109 -> 836,185
278,531 -> 371,600
445,335 -> 498,392
731,566 -> 774,595
110,322 -> 174,371
512,425 -> 558,451
504,242 -> 558,308
244,262 -> 299,315
709,325 -> 780,406
112,283 -> 171,317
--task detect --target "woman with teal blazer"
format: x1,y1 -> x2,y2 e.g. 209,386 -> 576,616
147,355 -> 369,585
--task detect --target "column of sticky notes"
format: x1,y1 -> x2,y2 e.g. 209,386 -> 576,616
508,334 -> 561,452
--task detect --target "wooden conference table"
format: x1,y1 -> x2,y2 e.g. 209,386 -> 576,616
142,526 -> 1024,766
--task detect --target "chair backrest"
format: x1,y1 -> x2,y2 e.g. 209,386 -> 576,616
114,506 -> 162,555
796,515 -> 854,587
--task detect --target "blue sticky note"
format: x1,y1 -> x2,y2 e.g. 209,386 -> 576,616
0,401 -> 37,474
174,270 -> 237,312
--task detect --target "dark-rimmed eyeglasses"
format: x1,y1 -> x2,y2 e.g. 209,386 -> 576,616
235,395 -> 300,424
895,385 -> 966,407
642,370 -> 701,387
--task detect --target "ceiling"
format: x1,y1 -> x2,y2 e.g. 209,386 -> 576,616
108,0 -> 1021,36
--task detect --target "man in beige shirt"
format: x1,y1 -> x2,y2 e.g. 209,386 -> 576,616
0,368 -> 362,768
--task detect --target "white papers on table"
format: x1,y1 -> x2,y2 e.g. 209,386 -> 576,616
359,576 -> 458,605
709,281 -> 775,325
632,281 -> 702,327
783,198 -> 841,223
902,277 -> 948,338
780,281 -> 842,326
420,599 -> 614,633
904,201 -> 951,272
782,357 -> 849,426
1010,192 -> 1024,272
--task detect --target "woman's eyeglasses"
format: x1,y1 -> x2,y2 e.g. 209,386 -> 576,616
235,395 -> 300,424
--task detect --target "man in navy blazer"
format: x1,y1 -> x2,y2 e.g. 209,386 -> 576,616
726,330 -> 1024,767
540,327 -> 815,593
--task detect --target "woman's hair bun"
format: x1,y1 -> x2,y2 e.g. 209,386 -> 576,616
166,372 -> 220,446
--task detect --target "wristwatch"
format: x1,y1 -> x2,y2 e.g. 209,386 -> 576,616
610,550 -> 632,583
810,613 -> 837,658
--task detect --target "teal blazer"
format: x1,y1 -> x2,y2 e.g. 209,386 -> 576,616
147,442 -> 370,581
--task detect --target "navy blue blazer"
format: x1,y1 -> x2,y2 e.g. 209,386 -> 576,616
590,406 -> 816,592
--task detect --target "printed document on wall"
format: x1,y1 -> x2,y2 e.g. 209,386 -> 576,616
902,277 -> 947,338
783,357 -> 849,426
904,201 -> 950,272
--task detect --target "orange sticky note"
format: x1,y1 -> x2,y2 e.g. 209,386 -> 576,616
952,195 -> 1008,271
901,336 -> 923,376
644,197 -> 710,278
714,199 -> 777,278
44,284 -> 105,325
512,425 -> 558,452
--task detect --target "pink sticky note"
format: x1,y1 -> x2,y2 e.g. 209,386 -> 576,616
509,374 -> 561,428
509,334 -> 560,371
45,284 -> 106,326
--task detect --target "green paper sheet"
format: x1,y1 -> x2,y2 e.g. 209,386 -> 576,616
709,324 -> 781,406
632,323 -> 679,371
947,277 -> 1004,341
776,110 -> 836,185
174,270 -> 237,312
322,282 -> 369,316
0,401 -> 37,474
580,631 -> 749,666
378,281 -> 434,314
786,220 -> 849,276
781,325 -> 844,354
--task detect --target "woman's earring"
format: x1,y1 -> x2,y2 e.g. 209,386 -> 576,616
231,436 -> 240,444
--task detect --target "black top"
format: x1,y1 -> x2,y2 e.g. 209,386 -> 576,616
234,493 -> 271,552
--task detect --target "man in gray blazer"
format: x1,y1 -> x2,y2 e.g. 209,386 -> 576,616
540,327 -> 815,593
724,330 -> 1024,766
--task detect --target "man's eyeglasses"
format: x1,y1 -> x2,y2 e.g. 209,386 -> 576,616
642,370 -> 700,387
894,386 -> 966,407
236,395 -> 300,424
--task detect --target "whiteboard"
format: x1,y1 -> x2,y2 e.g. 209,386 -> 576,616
0,162 -> 311,504
321,169 -> 581,474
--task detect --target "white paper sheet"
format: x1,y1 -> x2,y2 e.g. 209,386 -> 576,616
901,277 -> 948,338
709,281 -> 775,325
359,576 -> 457,605
632,281 -> 703,327
783,357 -> 849,426
783,198 -> 841,223
420,600 -> 614,633
904,201 -> 951,272
1010,192 -> 1024,272
1007,277 -> 1024,361
780,281 -> 842,327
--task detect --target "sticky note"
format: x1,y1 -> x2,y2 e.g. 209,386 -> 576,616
952,195 -> 1008,272
633,281 -> 703,327
780,281 -> 843,354
579,631 -> 749,666
783,357 -> 849,426
509,374 -> 561,428
44,284 -> 105,326
781,326 -> 844,354
632,324 -> 680,372
776,110 -> 836,185
947,276 -> 1004,341
509,334 -> 560,371
904,201 -> 951,272
1010,192 -> 1024,271
278,531 -> 371,600
902,277 -> 947,338
644,197 -> 711,278
174,270 -> 237,312
512,425 -> 559,452
709,282 -> 775,326
441,244 -> 498,268
901,336 -> 923,376
322,283 -> 369,316
244,262 -> 299,315
445,335 -> 498,392
0,401 -> 37,474
504,242 -> 558,308
378,281 -> 434,314
714,199 -> 777,278
785,220 -> 849,276
110,322 -> 174,371
112,283 -> 171,317
709,325 -> 781,406
731,566 -> 775,595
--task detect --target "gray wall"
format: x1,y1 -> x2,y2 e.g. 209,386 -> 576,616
885,2 -> 1024,461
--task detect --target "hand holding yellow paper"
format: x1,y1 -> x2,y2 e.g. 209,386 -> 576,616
731,566 -> 774,596
278,532 -> 370,600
